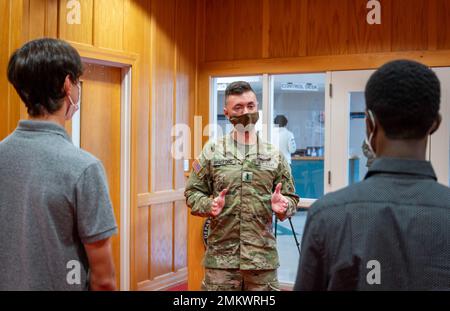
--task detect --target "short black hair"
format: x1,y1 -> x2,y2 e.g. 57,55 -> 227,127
225,81 -> 255,104
274,115 -> 288,127
7,38 -> 83,117
365,60 -> 440,139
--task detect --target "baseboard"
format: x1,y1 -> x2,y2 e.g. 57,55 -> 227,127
279,281 -> 294,291
137,268 -> 188,291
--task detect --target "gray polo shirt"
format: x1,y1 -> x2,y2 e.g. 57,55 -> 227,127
295,157 -> 450,290
0,120 -> 117,290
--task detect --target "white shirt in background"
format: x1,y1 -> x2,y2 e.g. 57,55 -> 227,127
272,127 -> 297,164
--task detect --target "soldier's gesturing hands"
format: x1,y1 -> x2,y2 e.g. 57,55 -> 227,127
210,188 -> 228,217
271,183 -> 289,215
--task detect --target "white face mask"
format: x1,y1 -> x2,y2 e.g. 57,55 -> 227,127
65,82 -> 80,120
365,109 -> 377,158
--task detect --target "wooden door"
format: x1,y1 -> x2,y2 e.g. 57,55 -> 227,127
80,62 -> 122,288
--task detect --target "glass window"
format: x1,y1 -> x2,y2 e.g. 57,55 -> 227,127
270,73 -> 326,285
271,74 -> 326,200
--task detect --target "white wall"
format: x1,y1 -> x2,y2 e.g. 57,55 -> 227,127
273,91 -> 325,150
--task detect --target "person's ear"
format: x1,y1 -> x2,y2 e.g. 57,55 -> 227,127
223,106 -> 229,119
365,112 -> 375,134
63,75 -> 72,98
429,114 -> 442,135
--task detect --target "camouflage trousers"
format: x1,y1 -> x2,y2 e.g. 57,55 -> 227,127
201,268 -> 280,291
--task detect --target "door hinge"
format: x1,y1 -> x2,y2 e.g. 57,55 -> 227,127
328,171 -> 332,185
329,83 -> 333,98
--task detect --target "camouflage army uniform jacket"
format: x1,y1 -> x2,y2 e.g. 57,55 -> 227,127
184,133 -> 300,270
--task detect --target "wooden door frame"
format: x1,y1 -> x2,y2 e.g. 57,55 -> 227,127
431,68 -> 450,186
328,69 -> 375,193
69,41 -> 138,291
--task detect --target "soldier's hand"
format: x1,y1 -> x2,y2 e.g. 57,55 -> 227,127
210,188 -> 228,217
271,183 -> 289,215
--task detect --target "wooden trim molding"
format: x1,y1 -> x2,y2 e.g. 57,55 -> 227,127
68,41 -> 138,67
200,49 -> 450,76
137,268 -> 188,291
138,189 -> 186,207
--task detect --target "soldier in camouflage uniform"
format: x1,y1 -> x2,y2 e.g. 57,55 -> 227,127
184,81 -> 299,291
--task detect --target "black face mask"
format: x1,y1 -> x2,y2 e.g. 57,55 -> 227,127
228,112 -> 259,131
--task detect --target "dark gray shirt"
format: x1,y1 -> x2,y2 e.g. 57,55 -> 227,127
0,120 -> 117,290
294,158 -> 450,291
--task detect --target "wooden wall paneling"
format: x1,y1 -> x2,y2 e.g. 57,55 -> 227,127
268,0 -> 307,58
149,0 -> 176,281
25,0 -> 58,43
5,0 -> 27,134
150,203 -> 174,279
45,0 -> 58,38
0,0 -> 11,140
262,0 -> 269,58
174,0 -> 196,272
347,0 -> 392,54
232,0 -> 263,60
151,0 -> 175,192
28,0 -> 46,39
175,0 -> 196,190
21,0 -> 30,42
204,0 -> 234,62
123,0 -> 151,286
391,0 -> 429,51
94,0 -> 124,50
174,200 -> 187,271
0,0 -> 11,141
306,0 -> 349,56
59,0 -> 94,45
200,0 -> 450,61
436,0 -> 450,50
134,203 -> 149,285
17,0 -> 29,121
427,0 -> 438,51
197,0 -> 206,64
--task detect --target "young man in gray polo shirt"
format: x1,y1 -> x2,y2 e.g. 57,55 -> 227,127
295,60 -> 450,290
0,38 -> 117,290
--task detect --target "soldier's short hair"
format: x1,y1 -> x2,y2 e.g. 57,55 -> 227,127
225,81 -> 255,104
